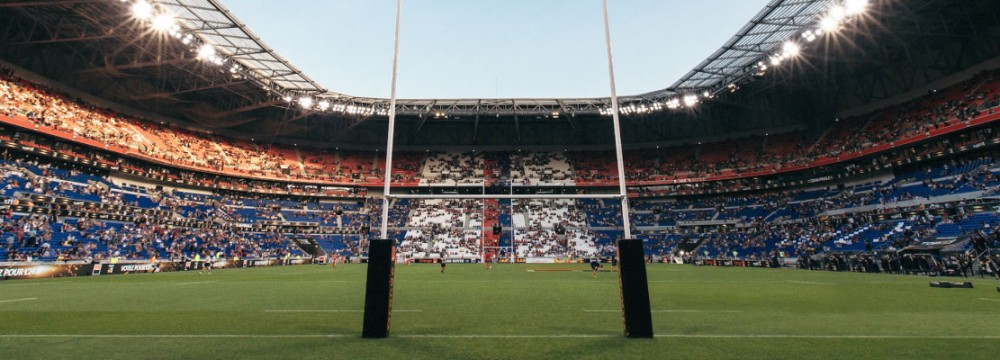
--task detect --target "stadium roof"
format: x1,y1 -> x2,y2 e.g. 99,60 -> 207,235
2,0 -> 998,148
662,0 -> 834,93
156,0 -> 325,93
147,0 -> 837,115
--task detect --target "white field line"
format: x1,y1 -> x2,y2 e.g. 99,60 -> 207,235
785,280 -> 835,285
584,309 -> 742,313
278,270 -> 338,275
0,298 -> 37,304
0,334 -> 349,338
1,333 -> 999,339
651,334 -> 1000,339
979,298 -> 1000,302
174,281 -> 218,286
265,309 -> 423,313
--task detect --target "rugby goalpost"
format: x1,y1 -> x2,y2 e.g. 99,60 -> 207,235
362,0 -> 652,339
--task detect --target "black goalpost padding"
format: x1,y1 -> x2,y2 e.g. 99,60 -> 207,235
362,239 -> 396,338
617,239 -> 653,338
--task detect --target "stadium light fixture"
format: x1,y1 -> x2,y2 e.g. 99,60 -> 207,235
682,95 -> 698,108
844,0 -> 868,15
196,44 -> 215,60
151,13 -> 175,32
282,95 -> 293,103
782,41 -> 800,57
131,1 -> 154,20
819,15 -> 840,33
801,30 -> 817,42
318,100 -> 331,111
298,97 -> 313,109
828,5 -> 847,21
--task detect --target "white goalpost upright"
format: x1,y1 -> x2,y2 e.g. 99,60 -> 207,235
378,0 -> 404,241
600,0 -> 633,240
378,0 -> 633,243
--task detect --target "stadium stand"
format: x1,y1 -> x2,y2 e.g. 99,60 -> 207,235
0,63 -> 999,271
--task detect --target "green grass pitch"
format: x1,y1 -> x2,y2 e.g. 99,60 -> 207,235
1,263 -> 999,359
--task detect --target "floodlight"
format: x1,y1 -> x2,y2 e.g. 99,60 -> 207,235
151,14 -> 174,32
844,0 -> 868,15
782,41 -> 800,57
802,30 -> 817,42
819,16 -> 839,33
282,95 -> 292,103
298,97 -> 313,109
131,1 -> 154,20
828,5 -> 846,21
318,100 -> 331,111
197,44 -> 215,59
682,95 -> 698,108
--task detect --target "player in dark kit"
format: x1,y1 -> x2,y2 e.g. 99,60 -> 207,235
440,252 -> 447,273
591,258 -> 601,279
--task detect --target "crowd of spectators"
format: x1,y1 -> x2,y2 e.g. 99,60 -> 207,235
4,66 -> 1000,193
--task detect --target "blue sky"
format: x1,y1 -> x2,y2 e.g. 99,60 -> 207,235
223,0 -> 768,99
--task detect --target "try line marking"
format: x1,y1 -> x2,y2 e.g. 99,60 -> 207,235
1,333 -> 999,339
980,298 -> 1000,302
0,298 -> 37,304
265,310 -> 423,313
